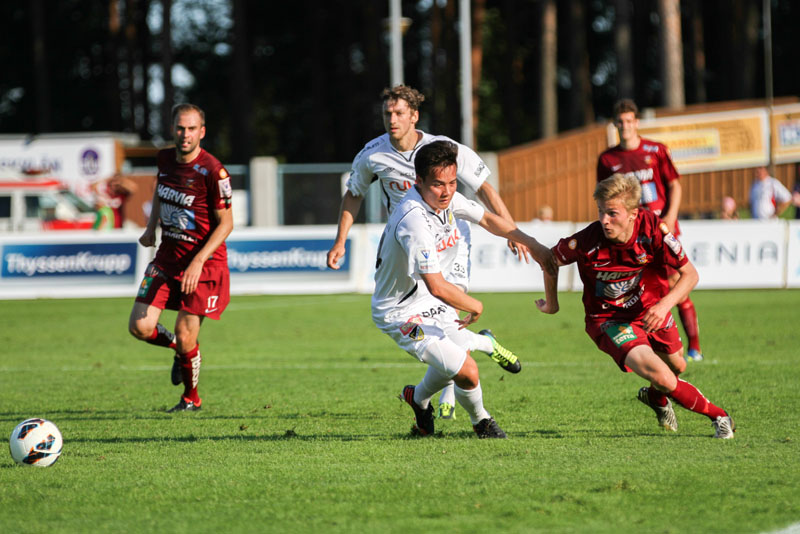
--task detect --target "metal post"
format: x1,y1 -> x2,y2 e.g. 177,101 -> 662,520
389,0 -> 403,87
763,0 -> 774,170
459,0 -> 473,148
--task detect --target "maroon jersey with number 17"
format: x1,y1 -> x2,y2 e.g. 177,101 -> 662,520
552,210 -> 688,326
153,147 -> 232,275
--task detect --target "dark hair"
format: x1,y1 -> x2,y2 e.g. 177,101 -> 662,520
415,141 -> 458,182
381,85 -> 425,110
613,98 -> 639,119
171,103 -> 206,126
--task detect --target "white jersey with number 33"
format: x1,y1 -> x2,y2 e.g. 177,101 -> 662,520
371,186 -> 485,324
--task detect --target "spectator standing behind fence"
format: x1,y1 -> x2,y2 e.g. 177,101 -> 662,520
749,167 -> 791,219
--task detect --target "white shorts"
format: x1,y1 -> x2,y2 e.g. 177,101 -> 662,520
444,219 -> 471,292
375,296 -> 471,377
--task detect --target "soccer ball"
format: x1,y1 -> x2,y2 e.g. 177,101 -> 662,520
8,418 -> 63,467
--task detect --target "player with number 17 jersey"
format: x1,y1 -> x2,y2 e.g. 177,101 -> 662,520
153,147 -> 232,276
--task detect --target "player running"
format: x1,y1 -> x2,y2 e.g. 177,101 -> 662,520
327,85 -> 530,420
597,99 -> 704,362
128,103 -> 234,413
535,174 -> 734,438
375,140 -> 555,438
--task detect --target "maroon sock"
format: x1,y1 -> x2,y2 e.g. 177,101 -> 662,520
648,386 -> 669,407
146,324 -> 177,350
669,379 -> 726,420
677,299 -> 701,352
178,345 -> 201,404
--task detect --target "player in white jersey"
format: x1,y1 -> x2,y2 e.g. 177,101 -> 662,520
375,140 -> 554,438
327,85 -> 530,419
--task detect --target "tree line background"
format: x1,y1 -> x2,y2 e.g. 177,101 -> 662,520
2,0 -> 798,166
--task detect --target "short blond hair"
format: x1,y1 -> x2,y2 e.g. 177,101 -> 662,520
594,174 -> 641,211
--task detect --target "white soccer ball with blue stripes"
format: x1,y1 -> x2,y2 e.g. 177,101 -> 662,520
9,418 -> 63,467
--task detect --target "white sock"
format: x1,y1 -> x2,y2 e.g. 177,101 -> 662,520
454,382 -> 491,424
438,382 -> 455,405
414,366 -> 452,409
464,330 -> 493,354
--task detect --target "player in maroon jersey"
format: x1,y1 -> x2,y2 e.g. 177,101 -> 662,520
128,104 -> 234,412
597,99 -> 704,362
535,174 -> 734,438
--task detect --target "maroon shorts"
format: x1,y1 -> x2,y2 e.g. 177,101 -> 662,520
586,315 -> 683,372
135,261 -> 230,320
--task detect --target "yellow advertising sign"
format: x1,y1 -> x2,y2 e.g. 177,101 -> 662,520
606,108 -> 769,174
772,103 -> 800,164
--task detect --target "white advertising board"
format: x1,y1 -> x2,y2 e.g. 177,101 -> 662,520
0,220 -> 796,299
679,220 -> 786,289
785,220 -> 800,288
0,137 -> 118,196
469,222 -> 577,292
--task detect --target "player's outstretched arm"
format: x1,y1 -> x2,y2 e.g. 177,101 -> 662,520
327,191 -> 364,270
535,261 -> 561,314
419,271 -> 483,328
139,188 -> 161,247
476,182 -> 531,262
477,211 -> 558,275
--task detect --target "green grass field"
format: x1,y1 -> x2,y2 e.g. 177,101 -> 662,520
1,289 -> 798,533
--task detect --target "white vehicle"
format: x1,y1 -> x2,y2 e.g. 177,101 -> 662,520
0,178 -> 96,232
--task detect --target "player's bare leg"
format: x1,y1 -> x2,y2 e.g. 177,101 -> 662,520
128,301 -> 176,350
669,269 -> 703,361
626,345 -> 733,437
168,311 -> 204,412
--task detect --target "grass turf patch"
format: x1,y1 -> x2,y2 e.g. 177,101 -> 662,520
0,290 -> 798,533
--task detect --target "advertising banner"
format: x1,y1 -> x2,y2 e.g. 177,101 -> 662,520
226,228 -> 354,294
0,231 -> 145,298
606,108 -> 769,174
679,220 -> 786,288
469,222 -> 577,292
772,103 -> 800,164
0,137 -> 118,192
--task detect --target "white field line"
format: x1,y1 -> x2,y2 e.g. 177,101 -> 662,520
766,523 -> 800,534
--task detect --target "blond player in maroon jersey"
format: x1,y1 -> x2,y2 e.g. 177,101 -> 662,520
128,104 -> 234,412
597,99 -> 704,362
536,174 -> 734,438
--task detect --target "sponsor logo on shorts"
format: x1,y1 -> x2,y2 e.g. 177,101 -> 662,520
137,276 -> 153,298
400,315 -> 423,339
408,325 -> 424,341
605,323 -> 637,347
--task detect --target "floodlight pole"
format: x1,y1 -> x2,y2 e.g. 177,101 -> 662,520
763,0 -> 774,171
389,0 -> 403,86
459,0 -> 474,148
